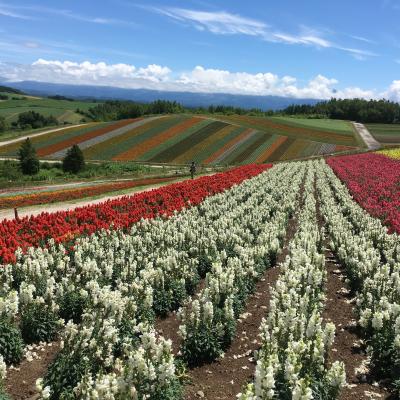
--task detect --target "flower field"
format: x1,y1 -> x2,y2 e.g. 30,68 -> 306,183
0,115 -> 361,165
0,176 -> 178,210
377,146 -> 400,159
327,153 -> 400,234
0,156 -> 399,400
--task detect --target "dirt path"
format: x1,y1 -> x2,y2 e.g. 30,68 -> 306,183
352,122 -> 381,150
0,124 -> 88,146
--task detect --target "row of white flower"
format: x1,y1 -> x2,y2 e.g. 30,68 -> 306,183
177,161 -> 307,363
315,159 -> 400,386
0,163 -> 307,399
239,160 -> 346,400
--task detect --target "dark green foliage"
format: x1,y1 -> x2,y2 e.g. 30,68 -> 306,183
59,291 -> 87,324
0,116 -> 6,133
153,279 -> 187,317
18,138 -> 40,175
48,95 -> 74,101
181,323 -> 222,366
44,350 -> 91,400
62,145 -> 85,174
282,98 -> 400,124
17,111 -> 58,129
197,254 -> 213,278
0,318 -> 24,364
20,303 -> 59,343
85,99 -> 185,121
0,86 -> 24,95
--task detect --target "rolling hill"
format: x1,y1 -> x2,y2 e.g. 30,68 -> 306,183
0,94 -> 99,126
0,115 -> 360,165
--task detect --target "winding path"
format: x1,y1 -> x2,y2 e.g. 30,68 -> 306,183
352,122 -> 381,150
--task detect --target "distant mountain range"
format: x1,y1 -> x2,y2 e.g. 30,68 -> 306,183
0,79 -> 320,110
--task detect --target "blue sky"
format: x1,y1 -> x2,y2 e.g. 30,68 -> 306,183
0,0 -> 399,99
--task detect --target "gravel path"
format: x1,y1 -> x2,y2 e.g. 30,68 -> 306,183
0,124 -> 87,146
352,122 -> 381,150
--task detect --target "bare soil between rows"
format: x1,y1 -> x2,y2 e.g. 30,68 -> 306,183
4,342 -> 60,400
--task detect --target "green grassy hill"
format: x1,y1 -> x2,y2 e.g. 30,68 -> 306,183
0,95 -> 99,125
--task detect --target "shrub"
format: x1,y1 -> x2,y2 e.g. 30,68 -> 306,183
18,138 -> 40,175
0,318 -> 24,364
62,145 -> 85,174
20,303 -> 59,343
59,291 -> 87,324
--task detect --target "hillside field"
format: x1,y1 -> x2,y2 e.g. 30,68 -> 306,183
0,95 -> 98,125
366,123 -> 400,144
0,114 -> 360,165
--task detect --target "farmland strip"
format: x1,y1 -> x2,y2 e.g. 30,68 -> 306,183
48,117 -> 161,159
112,117 -> 202,161
0,123 -> 102,156
203,128 -> 250,164
148,121 -> 228,163
189,125 -> 239,164
254,135 -> 285,163
265,137 -> 295,161
230,133 -> 270,164
139,119 -> 212,161
211,129 -> 256,164
83,116 -> 176,160
243,134 -> 276,164
171,124 -> 236,164
38,119 -> 138,157
214,115 -> 357,145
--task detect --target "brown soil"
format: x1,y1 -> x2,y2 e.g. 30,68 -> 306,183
315,182 -> 394,400
4,342 -> 60,400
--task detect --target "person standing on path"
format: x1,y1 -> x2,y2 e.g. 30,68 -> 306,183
190,161 -> 196,179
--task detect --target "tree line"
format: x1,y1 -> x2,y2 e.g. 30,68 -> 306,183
281,98 -> 400,123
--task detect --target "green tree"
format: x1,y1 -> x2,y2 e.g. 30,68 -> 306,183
62,144 -> 85,173
0,116 -> 7,133
18,138 -> 40,175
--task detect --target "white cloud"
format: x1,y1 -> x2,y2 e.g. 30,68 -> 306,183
148,6 -> 378,58
0,59 -> 388,100
383,80 -> 400,101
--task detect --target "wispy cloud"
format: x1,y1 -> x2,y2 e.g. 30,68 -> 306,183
147,6 -> 378,59
349,35 -> 377,44
0,2 -> 135,26
151,7 -> 267,36
0,6 -> 34,20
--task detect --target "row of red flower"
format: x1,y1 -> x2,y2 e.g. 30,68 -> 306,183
327,153 -> 400,234
0,164 -> 271,264
0,176 -> 177,209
